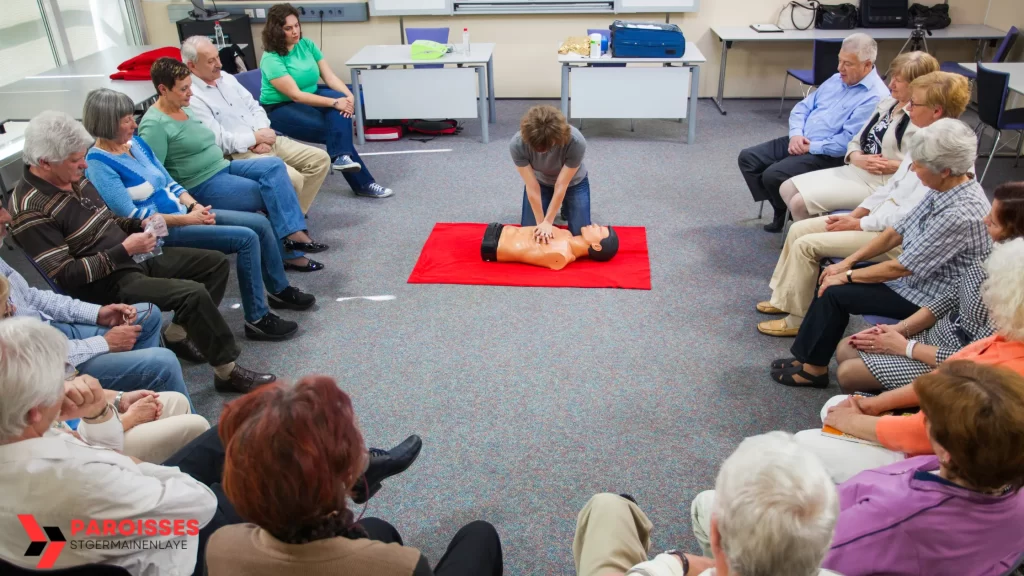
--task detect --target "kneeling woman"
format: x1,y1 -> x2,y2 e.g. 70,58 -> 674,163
84,88 -> 315,341
207,377 -> 504,576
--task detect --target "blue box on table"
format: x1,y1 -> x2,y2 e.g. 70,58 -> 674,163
609,21 -> 686,58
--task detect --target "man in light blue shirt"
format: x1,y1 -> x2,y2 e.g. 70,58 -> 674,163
738,33 -> 890,232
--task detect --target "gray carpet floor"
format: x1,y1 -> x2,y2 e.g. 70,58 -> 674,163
5,98 -> 1020,574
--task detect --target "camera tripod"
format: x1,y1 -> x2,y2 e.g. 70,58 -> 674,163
899,24 -> 931,55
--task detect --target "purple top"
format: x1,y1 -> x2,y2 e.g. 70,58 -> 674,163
823,456 -> 1024,576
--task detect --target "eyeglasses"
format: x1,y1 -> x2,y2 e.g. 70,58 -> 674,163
127,303 -> 153,326
907,100 -> 928,110
64,363 -> 78,381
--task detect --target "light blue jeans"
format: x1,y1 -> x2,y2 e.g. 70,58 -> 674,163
163,209 -> 288,323
189,157 -> 308,260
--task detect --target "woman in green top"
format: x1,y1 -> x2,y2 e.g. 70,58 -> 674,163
259,3 -> 393,199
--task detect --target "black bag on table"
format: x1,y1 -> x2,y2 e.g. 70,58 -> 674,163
907,3 -> 951,30
816,3 -> 859,29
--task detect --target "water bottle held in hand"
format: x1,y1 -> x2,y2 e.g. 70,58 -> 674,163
132,216 -> 167,263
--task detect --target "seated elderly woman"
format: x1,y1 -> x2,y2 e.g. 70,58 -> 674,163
772,118 -> 991,387
795,237 -> 1024,484
83,88 -> 315,342
206,376 -> 502,576
780,51 -> 939,221
758,71 -> 971,337
817,361 -> 1024,575
835,182 -> 1024,393
138,57 -> 327,273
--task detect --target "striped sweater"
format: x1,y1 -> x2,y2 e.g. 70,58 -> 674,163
10,166 -> 143,291
86,136 -> 188,220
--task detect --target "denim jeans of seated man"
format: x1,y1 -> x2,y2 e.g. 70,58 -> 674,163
163,209 -> 289,324
50,304 -> 193,408
188,157 -> 308,261
520,175 -> 593,236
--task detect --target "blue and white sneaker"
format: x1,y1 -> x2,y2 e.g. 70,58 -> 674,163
356,183 -> 394,199
332,155 -> 361,173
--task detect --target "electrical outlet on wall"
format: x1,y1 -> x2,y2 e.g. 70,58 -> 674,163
255,8 -> 266,18
244,8 -> 255,17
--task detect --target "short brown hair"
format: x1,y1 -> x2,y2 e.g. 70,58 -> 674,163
887,51 -> 939,84
910,71 -> 970,119
150,57 -> 190,93
262,3 -> 301,57
915,360 -> 1024,492
520,105 -> 571,152
992,181 -> 1024,241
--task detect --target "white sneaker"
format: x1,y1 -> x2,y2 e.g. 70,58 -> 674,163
356,183 -> 394,198
332,155 -> 361,173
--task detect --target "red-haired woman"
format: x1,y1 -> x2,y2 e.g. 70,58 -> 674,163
206,377 -> 503,576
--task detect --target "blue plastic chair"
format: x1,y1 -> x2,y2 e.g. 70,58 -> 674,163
234,69 -> 262,101
940,26 -> 1018,80
405,27 -> 450,69
976,63 -> 1024,184
779,39 -> 842,118
24,252 -> 62,294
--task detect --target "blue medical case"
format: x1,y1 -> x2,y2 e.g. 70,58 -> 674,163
609,20 -> 686,58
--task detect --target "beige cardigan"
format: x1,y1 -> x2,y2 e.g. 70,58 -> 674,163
844,97 -> 918,163
206,523 -> 422,576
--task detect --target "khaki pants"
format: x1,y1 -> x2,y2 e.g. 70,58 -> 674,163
574,494 -> 653,576
769,216 -> 902,321
231,136 -> 330,214
122,392 -> 211,464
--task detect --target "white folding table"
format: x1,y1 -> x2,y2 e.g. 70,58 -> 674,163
345,43 -> 497,144
958,62 -> 1024,96
710,25 -> 1008,115
558,42 -> 706,144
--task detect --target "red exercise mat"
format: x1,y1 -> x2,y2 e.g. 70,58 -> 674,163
407,223 -> 651,290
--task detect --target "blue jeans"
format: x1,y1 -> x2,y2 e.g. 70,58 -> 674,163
266,87 -> 375,192
50,304 -> 193,407
163,210 -> 289,323
189,157 -> 307,260
520,175 -> 592,235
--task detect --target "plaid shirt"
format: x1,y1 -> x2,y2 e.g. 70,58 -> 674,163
0,257 -> 109,366
888,178 -> 991,305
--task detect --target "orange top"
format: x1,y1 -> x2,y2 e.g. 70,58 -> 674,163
875,335 -> 1024,454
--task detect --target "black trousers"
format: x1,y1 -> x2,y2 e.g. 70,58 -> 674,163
737,136 -> 845,215
360,517 -> 504,576
791,283 -> 920,366
71,247 -> 240,366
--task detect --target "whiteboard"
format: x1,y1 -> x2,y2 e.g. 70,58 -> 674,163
369,0 -> 451,16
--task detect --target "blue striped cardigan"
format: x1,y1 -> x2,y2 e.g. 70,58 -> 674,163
86,135 -> 188,219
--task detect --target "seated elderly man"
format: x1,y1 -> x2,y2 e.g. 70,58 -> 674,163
9,110 -> 274,393
0,206 -> 191,401
758,71 -> 971,337
183,35 -> 330,215
573,432 -> 839,576
738,33 -> 890,232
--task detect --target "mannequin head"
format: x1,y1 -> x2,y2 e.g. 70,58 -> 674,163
581,225 -> 618,261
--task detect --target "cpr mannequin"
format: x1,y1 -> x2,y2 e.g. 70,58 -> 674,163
481,223 -> 619,270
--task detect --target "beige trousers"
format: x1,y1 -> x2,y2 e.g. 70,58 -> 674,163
574,493 -> 653,576
790,163 -> 890,215
769,216 -> 903,321
122,392 -> 211,464
231,136 -> 330,214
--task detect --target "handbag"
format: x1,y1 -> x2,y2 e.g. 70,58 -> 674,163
907,3 -> 951,30
815,3 -> 859,29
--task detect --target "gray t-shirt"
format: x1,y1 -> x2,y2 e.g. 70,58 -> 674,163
509,125 -> 587,187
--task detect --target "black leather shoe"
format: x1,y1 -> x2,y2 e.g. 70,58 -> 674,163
164,335 -> 206,363
284,239 -> 329,253
763,212 -> 787,233
284,258 -> 325,272
268,286 -> 316,311
214,364 -> 277,393
244,313 -> 298,341
351,435 -> 423,504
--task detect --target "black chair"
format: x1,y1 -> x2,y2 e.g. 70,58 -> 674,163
778,39 -> 843,118
0,558 -> 131,575
975,63 -> 1024,184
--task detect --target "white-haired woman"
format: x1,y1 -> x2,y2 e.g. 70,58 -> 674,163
780,51 -> 939,221
772,118 -> 991,388
834,181 -> 1024,393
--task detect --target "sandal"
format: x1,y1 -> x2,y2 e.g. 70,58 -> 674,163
771,364 -> 830,389
771,357 -> 801,370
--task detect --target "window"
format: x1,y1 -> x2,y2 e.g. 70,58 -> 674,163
0,1 -> 58,86
56,0 -> 132,61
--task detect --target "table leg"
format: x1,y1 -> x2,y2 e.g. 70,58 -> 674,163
687,65 -> 699,144
714,40 -> 730,116
351,68 -> 365,146
561,64 -> 570,118
487,54 -> 496,123
974,39 -> 985,62
477,67 -> 489,143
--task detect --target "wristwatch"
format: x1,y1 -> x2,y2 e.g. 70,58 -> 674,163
114,391 -> 125,413
664,550 -> 689,574
846,269 -> 854,283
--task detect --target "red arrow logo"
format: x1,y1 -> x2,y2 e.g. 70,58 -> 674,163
18,514 -> 65,569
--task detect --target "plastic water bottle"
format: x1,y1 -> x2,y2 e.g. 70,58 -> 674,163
132,219 -> 166,263
462,27 -> 470,54
213,21 -> 226,48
